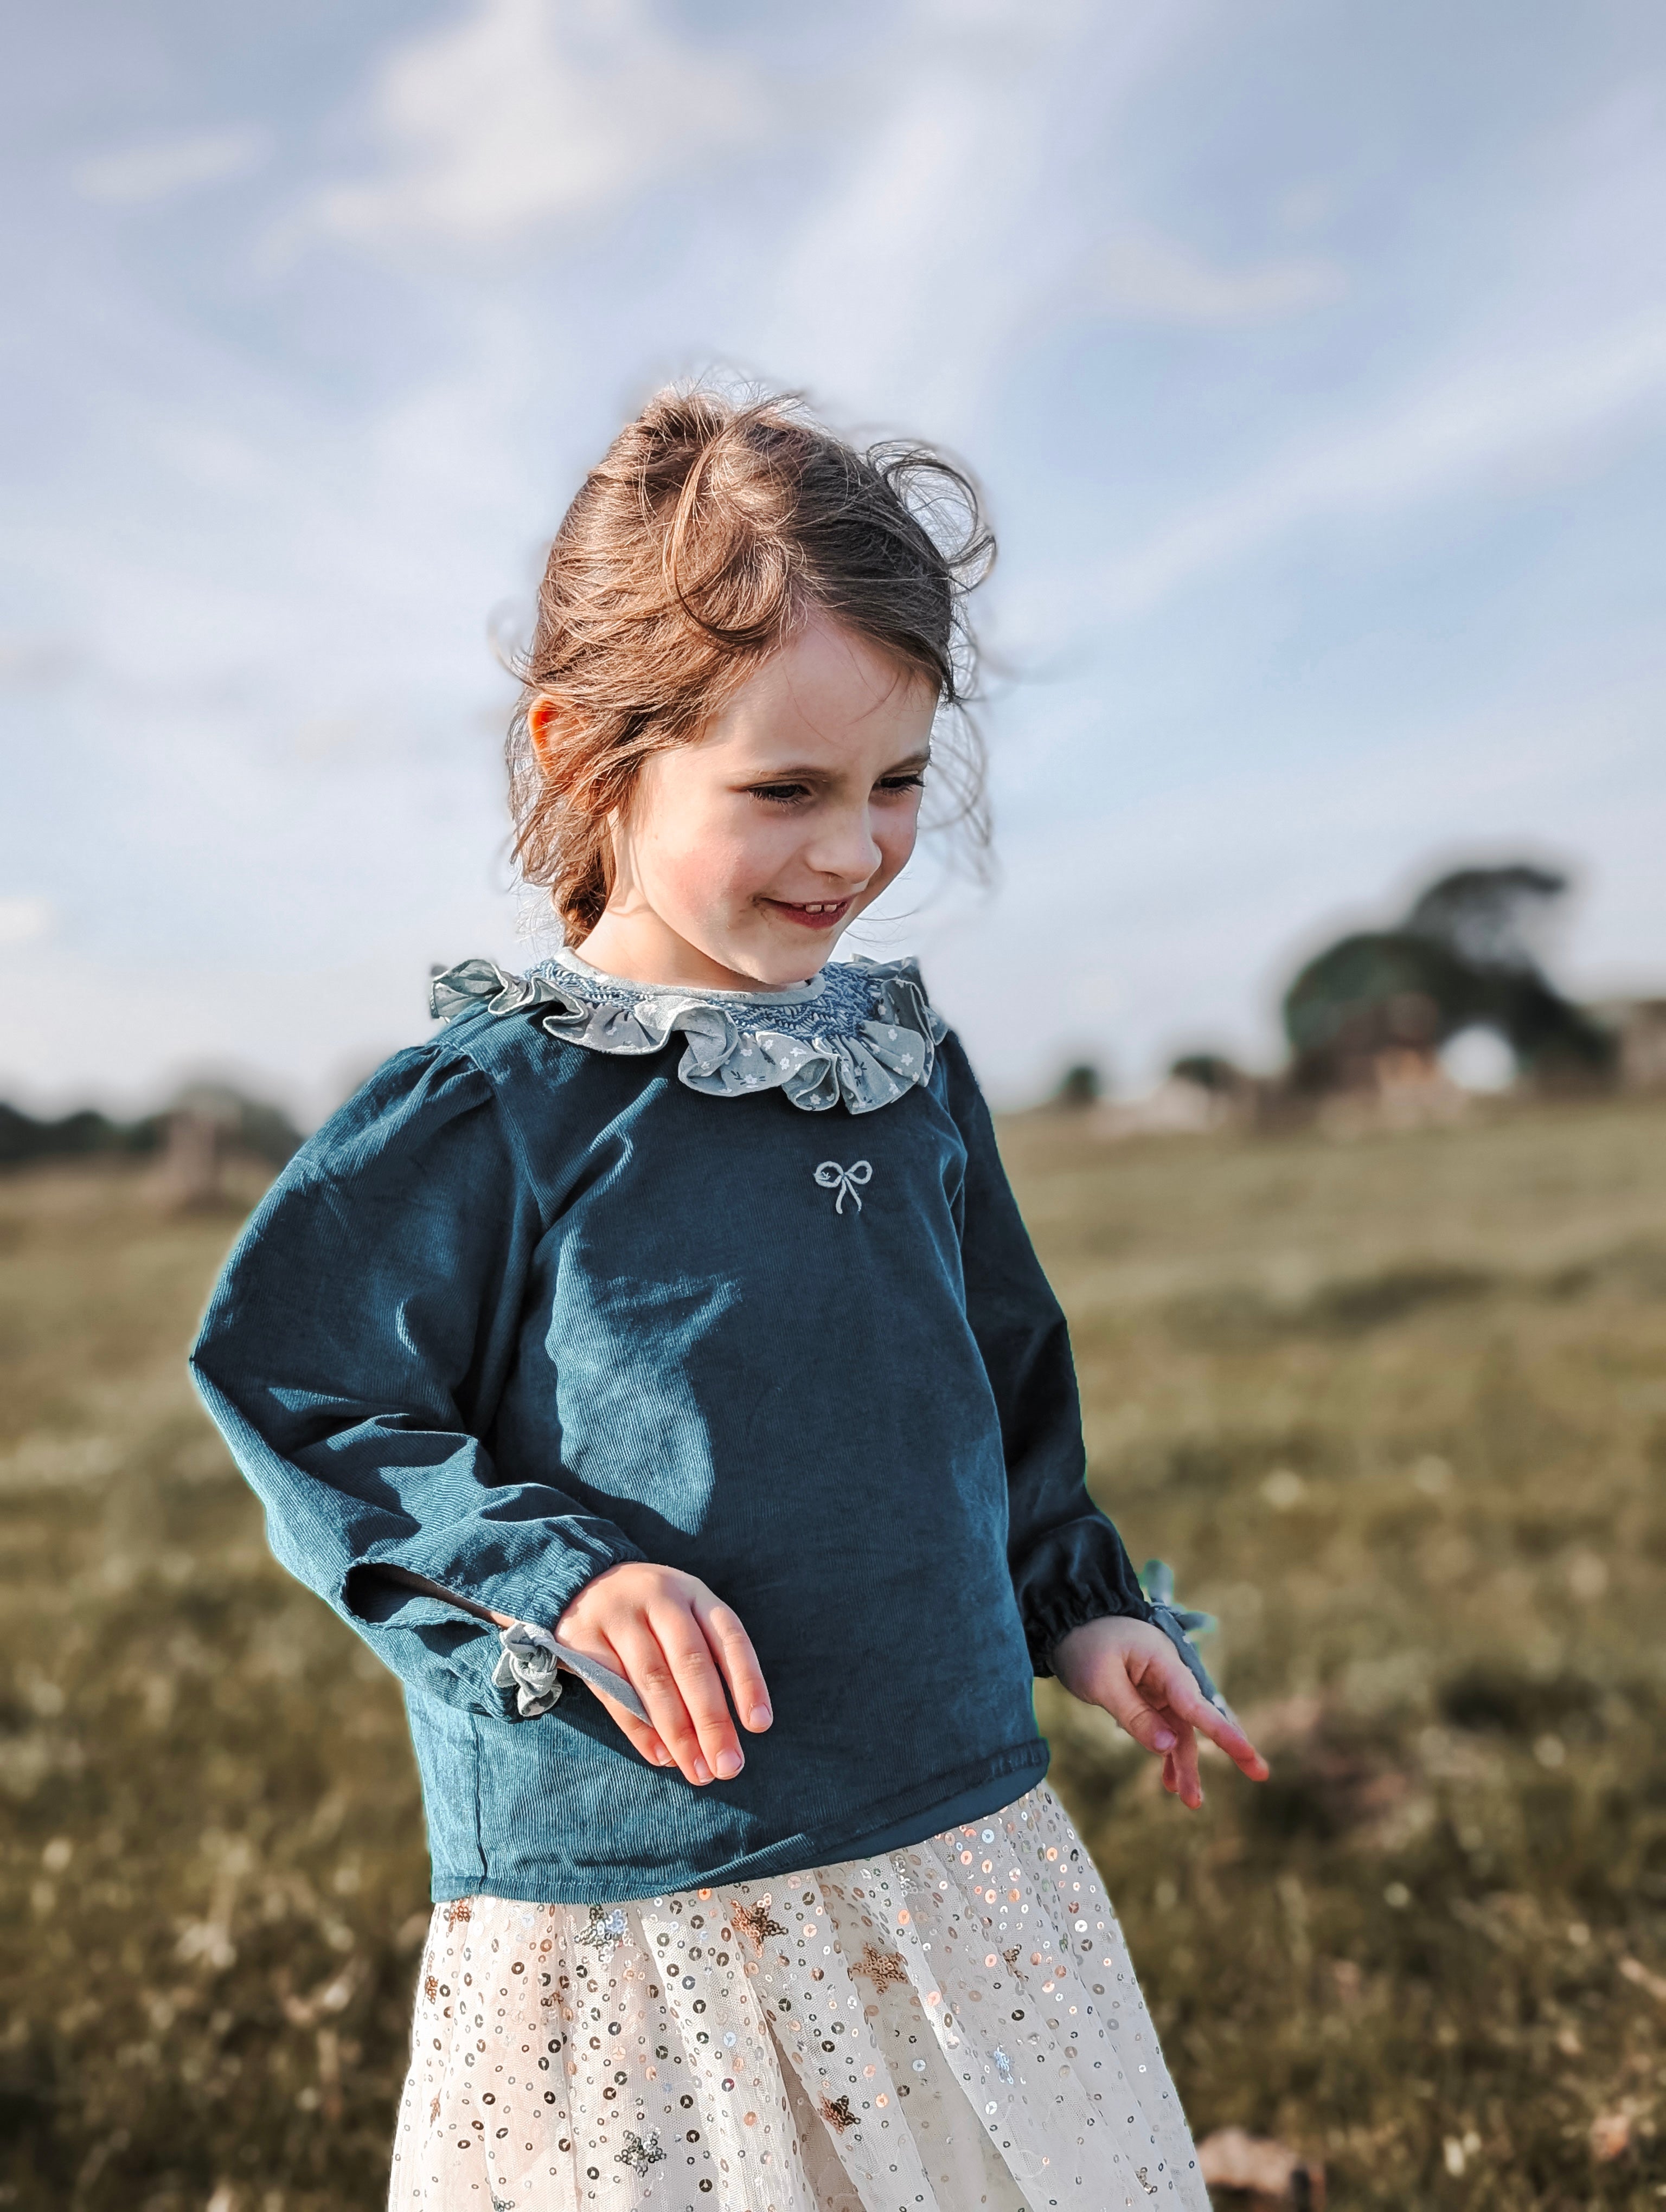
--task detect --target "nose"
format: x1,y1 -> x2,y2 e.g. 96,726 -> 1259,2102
802,799 -> 883,888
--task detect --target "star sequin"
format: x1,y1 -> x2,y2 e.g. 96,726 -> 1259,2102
1002,1946 -> 1021,1969
818,2094 -> 860,2135
615,2129 -> 665,2175
576,1905 -> 628,1963
732,1899 -> 786,1950
853,1942 -> 908,1991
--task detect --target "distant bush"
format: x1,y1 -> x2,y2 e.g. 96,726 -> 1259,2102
0,1087 -> 300,1173
0,1101 -> 162,1168
1053,1062 -> 1103,1109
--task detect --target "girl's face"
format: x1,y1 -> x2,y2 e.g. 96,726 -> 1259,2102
563,619 -> 939,991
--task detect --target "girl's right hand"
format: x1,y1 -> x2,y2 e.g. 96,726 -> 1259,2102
555,1562 -> 773,1785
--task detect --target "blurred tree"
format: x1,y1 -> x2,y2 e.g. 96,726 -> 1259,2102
170,1082 -> 302,1168
1169,1052 -> 1249,1095
1401,863 -> 1565,973
1054,1062 -> 1103,1110
1283,865 -> 1614,1094
0,1102 -> 161,1167
0,1085 -> 300,1175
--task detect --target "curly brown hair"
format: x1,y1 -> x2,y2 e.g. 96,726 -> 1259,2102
507,387 -> 995,940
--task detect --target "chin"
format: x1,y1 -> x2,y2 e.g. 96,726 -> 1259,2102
734,928 -> 849,988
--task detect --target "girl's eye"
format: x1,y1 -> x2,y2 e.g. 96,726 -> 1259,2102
746,783 -> 811,806
874,773 -> 926,796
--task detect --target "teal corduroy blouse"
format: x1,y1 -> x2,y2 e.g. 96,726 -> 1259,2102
190,953 -> 1150,1904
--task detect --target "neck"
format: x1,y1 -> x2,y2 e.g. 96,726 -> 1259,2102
573,910 -> 814,993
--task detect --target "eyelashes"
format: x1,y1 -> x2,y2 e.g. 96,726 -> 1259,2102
745,773 -> 927,808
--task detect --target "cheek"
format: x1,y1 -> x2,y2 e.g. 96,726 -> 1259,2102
873,797 -> 923,879
641,813 -> 782,915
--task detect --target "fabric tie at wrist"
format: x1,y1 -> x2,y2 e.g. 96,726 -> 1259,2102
491,1622 -> 650,1722
1139,1559 -> 1234,1722
492,1621 -> 564,1716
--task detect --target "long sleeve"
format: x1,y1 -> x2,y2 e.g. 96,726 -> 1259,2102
189,1041 -> 644,1718
941,1033 -> 1151,1672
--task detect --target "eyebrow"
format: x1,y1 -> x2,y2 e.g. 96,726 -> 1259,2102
742,748 -> 932,782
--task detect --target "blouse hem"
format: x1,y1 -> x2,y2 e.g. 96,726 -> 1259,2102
429,1738 -> 1050,1907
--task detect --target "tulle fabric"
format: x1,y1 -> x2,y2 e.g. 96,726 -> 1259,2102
389,1783 -> 1204,2212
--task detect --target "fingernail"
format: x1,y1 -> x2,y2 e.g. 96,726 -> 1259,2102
1153,1729 -> 1176,1751
692,1757 -> 713,1784
714,1749 -> 742,1779
749,1705 -> 773,1730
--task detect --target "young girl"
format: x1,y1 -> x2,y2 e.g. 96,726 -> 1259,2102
192,391 -> 1266,2212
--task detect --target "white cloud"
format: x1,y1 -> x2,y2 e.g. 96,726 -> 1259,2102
307,0 -> 767,248
1094,310 -> 1666,614
1090,227 -> 1344,324
72,127 -> 271,207
751,9 -> 1200,423
0,898 -> 54,949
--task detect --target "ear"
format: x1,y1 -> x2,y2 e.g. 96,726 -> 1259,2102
526,693 -> 571,770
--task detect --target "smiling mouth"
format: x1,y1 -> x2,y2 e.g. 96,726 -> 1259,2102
762,897 -> 855,929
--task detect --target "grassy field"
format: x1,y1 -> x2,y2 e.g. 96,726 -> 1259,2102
3,1098 -> 1666,2208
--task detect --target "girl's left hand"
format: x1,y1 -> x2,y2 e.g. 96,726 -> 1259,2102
1052,1615 -> 1270,1809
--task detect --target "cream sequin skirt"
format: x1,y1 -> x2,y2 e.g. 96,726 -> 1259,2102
389,1783 -> 1204,2212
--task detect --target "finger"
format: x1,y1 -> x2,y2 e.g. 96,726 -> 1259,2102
1094,1674 -> 1182,1759
611,1617 -> 714,1785
1170,1726 -> 1204,1810
1161,1750 -> 1178,1796
697,1598 -> 773,1733
555,1623 -> 677,1770
1132,1647 -> 1268,1779
652,1600 -> 747,1780
1167,1684 -> 1270,1782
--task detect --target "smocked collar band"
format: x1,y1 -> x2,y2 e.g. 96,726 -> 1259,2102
429,952 -> 946,1116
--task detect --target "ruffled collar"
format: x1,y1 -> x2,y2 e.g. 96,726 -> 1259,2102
429,948 -> 946,1116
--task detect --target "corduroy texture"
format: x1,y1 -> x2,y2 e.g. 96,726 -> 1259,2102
189,974 -> 1149,1905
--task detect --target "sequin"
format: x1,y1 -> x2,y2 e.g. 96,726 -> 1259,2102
575,1905 -> 627,1964
851,1942 -> 908,1992
389,1783 -> 1204,2211
732,1898 -> 787,1950
615,2128 -> 665,2175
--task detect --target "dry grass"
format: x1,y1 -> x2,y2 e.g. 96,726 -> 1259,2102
3,1099 -> 1666,2208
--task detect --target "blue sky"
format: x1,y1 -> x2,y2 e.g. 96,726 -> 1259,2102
4,0 -> 1664,1117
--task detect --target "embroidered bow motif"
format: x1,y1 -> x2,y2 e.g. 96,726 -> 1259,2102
815,1159 -> 872,1213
